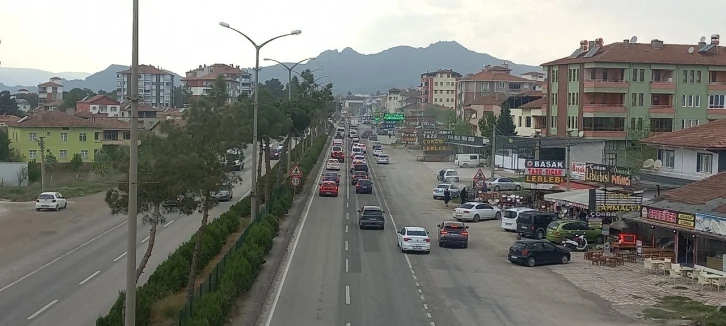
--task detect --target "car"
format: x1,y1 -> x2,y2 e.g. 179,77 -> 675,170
355,179 -> 373,194
376,154 -> 390,164
322,172 -> 341,185
211,184 -> 233,201
229,159 -> 244,171
318,181 -> 339,197
361,133 -> 369,139
436,221 -> 469,248
453,202 -> 501,222
501,207 -> 536,231
358,144 -> 367,153
508,239 -> 571,267
486,177 -> 523,191
545,220 -> 604,244
373,148 -> 384,156
353,154 -> 366,163
396,227 -> 431,253
369,134 -> 378,141
326,159 -> 341,170
333,138 -> 343,146
352,162 -> 369,175
352,137 -> 360,143
277,143 -> 285,151
371,141 -> 382,149
351,147 -> 363,157
349,159 -> 364,172
516,211 -> 559,239
432,183 -> 460,199
377,129 -> 388,135
331,147 -> 345,162
269,149 -> 280,160
36,192 -> 67,211
436,169 -> 460,182
351,171 -> 368,185
358,205 -> 385,229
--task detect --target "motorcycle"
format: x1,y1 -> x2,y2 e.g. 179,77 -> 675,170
562,234 -> 588,251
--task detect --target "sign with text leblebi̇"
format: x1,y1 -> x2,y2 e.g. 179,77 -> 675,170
524,160 -> 566,183
525,175 -> 565,184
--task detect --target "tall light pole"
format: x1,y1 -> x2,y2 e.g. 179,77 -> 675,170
125,0 -> 140,324
219,22 -> 301,218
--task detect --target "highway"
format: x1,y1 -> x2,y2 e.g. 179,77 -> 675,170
0,142 -> 286,326
261,126 -> 645,326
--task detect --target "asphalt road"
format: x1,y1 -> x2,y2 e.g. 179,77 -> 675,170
262,126 -> 648,326
0,141 -> 288,326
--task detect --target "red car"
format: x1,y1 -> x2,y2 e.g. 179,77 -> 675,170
318,181 -> 339,197
331,151 -> 345,162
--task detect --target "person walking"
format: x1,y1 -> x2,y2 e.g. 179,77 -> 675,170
460,187 -> 468,204
443,188 -> 451,207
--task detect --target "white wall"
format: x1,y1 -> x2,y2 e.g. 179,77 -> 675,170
512,108 -> 536,136
648,147 -> 718,181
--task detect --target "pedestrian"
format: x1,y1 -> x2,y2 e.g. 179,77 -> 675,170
460,187 -> 468,203
443,188 -> 451,207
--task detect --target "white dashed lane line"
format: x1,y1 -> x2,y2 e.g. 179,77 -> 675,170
27,299 -> 58,320
113,251 -> 127,262
79,270 -> 101,285
345,285 -> 351,305
163,219 -> 175,228
141,235 -> 150,243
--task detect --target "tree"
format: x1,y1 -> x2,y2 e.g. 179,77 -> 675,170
69,153 -> 83,171
92,146 -> 127,176
61,88 -> 96,111
452,119 -> 472,136
208,75 -> 229,106
261,79 -> 285,98
477,112 -> 497,137
0,91 -> 20,116
495,105 -> 517,136
106,90 -> 119,101
173,86 -> 192,107
44,152 -> 57,170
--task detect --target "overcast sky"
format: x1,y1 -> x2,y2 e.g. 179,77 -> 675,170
1,0 -> 724,74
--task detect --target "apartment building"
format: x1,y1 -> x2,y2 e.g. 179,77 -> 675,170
455,64 -> 538,113
541,35 -> 726,143
181,64 -> 252,102
37,77 -> 64,107
385,88 -> 420,113
420,69 -> 462,108
520,71 -> 546,81
116,65 -> 175,107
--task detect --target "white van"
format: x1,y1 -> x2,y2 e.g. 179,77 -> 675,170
455,154 -> 486,168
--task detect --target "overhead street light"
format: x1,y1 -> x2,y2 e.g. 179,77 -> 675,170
293,67 -> 323,77
219,22 -> 301,218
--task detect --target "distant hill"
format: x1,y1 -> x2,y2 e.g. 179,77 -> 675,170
0,67 -> 90,87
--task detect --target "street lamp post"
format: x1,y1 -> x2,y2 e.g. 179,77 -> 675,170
263,57 -> 315,174
219,22 -> 301,218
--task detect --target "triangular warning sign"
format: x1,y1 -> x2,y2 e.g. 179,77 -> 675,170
473,168 -> 486,180
290,164 -> 303,177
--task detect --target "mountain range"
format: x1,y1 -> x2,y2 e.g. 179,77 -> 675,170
0,41 -> 541,95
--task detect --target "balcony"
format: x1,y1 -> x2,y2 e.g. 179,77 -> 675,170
582,104 -> 626,113
582,93 -> 626,113
649,94 -> 675,114
584,68 -> 628,93
649,105 -> 676,114
582,131 -> 626,138
709,71 -> 726,90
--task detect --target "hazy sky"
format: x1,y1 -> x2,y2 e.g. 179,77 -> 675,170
1,0 -> 724,74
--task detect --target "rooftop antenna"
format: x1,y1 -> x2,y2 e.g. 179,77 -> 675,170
688,46 -> 695,54
700,36 -> 707,43
630,36 -> 638,43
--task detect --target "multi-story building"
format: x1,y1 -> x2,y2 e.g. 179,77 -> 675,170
385,88 -> 420,113
75,95 -> 122,117
540,35 -> 726,144
11,89 -> 32,112
420,69 -> 461,108
520,71 -> 546,81
181,64 -> 252,102
455,64 -> 539,113
116,65 -> 175,107
37,77 -> 64,107
118,104 -> 161,130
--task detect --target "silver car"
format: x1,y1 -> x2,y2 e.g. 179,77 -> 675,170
211,184 -> 233,201
432,183 -> 460,200
376,154 -> 389,164
486,177 -> 523,191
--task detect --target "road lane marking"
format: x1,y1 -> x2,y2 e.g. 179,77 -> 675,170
345,258 -> 349,272
27,300 -> 58,320
0,220 -> 128,293
162,220 -> 175,228
423,303 -> 428,310
427,313 -> 432,318
418,288 -> 423,294
346,324 -> 351,326
113,251 -> 127,262
141,235 -> 150,243
346,212 -> 349,219
345,225 -> 348,233
416,281 -> 420,287
345,241 -> 348,251
345,285 -> 350,304
79,270 -> 101,285
346,202 -> 348,208
431,323 -> 436,326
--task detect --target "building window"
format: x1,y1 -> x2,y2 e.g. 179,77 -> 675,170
509,83 -> 521,90
681,95 -> 701,107
689,70 -> 695,83
709,95 -> 725,108
29,150 -> 37,160
696,70 -> 702,83
518,116 -> 522,127
657,149 -> 675,168
59,150 -> 68,159
681,119 -> 700,129
682,70 -> 688,83
79,133 -> 87,142
29,133 -> 37,142
497,82 -> 505,89
60,133 -> 68,142
525,117 -> 532,128
582,117 -> 625,131
604,152 -> 617,165
638,93 -> 644,106
80,150 -> 89,159
697,153 -> 713,173
632,69 -> 638,81
650,118 -> 673,132
631,93 -> 637,106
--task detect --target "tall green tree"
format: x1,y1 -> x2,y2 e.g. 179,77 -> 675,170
208,75 -> 229,106
452,119 -> 472,136
173,86 -> 192,107
0,91 -> 20,116
261,79 -> 285,98
496,105 -> 517,136
477,112 -> 498,138
61,88 -> 96,111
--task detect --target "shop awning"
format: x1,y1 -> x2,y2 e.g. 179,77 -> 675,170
544,189 -> 591,209
555,181 -> 596,191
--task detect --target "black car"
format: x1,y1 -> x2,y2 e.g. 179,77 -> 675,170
361,133 -> 369,139
358,205 -> 385,230
269,150 -> 280,160
516,211 -> 558,239
508,239 -> 570,267
355,179 -> 373,194
436,221 -> 469,248
377,129 -> 388,135
322,172 -> 340,185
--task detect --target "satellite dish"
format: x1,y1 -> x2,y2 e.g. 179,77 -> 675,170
643,159 -> 655,168
654,160 -> 663,169
578,131 -> 585,137
688,47 -> 695,54
630,36 -> 638,43
700,36 -> 707,43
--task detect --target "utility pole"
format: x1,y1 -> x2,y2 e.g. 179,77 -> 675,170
125,0 -> 140,323
565,134 -> 572,191
490,126 -> 496,179
38,137 -> 46,191
534,132 -> 541,160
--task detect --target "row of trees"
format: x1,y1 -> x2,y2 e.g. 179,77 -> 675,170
104,70 -> 333,299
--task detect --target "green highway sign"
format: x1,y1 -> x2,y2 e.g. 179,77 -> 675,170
383,113 -> 405,121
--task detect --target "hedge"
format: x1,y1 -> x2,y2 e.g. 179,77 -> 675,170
95,126 -> 330,326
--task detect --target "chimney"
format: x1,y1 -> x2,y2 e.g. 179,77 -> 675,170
651,39 -> 664,49
623,39 -> 630,44
712,34 -> 720,45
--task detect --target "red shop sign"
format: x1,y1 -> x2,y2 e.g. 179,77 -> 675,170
641,206 -> 695,229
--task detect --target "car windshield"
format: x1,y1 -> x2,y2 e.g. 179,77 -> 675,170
511,242 -> 528,250
547,221 -> 560,230
444,223 -> 465,229
436,184 -> 448,189
323,176 -> 335,180
328,159 -> 338,163
504,210 -> 519,219
459,204 -> 475,209
447,171 -> 458,176
354,172 -> 367,176
322,182 -> 336,187
407,230 -> 427,236
217,186 -> 229,192
358,180 -> 371,185
38,194 -> 54,199
332,146 -> 342,151
363,209 -> 383,216
353,148 -> 361,152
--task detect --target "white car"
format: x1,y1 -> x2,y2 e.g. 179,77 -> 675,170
501,207 -> 536,231
373,148 -> 384,156
353,154 -> 366,163
432,183 -> 459,199
351,146 -> 363,157
376,154 -> 389,164
36,192 -> 67,211
452,202 -> 501,222
396,226 -> 431,254
326,159 -> 341,170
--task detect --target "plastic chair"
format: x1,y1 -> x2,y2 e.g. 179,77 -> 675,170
669,266 -> 682,284
712,278 -> 726,292
643,258 -> 655,274
698,273 -> 712,290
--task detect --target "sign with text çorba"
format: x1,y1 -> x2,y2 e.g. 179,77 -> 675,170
524,160 -> 566,184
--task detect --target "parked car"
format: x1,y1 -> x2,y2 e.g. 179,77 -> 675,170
326,159 -> 341,170
318,181 -> 339,197
355,179 -> 373,194
436,169 -> 460,182
436,220 -> 469,248
486,177 -> 522,191
396,227 -> 431,253
36,192 -> 67,211
455,153 -> 486,168
376,154 -> 390,164
516,211 -> 559,239
508,239 -> 571,267
545,220 -> 604,244
432,183 -> 460,199
501,207 -> 536,231
358,205 -> 385,230
211,184 -> 233,201
453,202 -> 501,222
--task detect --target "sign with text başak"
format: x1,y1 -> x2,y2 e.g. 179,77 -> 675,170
585,163 -> 632,187
524,160 -> 566,184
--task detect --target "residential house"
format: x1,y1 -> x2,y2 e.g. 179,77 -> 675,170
37,77 -> 64,105
520,71 -> 546,82
75,95 -> 122,117
512,96 -> 548,137
639,118 -> 726,184
461,93 -> 507,136
385,88 -> 420,113
7,111 -> 132,163
181,64 -> 252,102
455,64 -> 538,112
420,69 -> 462,108
0,115 -> 21,127
117,65 -> 175,107
118,104 -> 161,129
11,89 -> 32,113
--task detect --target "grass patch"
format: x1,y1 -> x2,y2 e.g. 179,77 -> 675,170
0,173 -> 123,201
643,296 -> 726,325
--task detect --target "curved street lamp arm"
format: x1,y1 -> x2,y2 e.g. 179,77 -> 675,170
260,33 -> 297,48
291,57 -> 315,70
223,25 -> 259,49
264,58 -> 292,71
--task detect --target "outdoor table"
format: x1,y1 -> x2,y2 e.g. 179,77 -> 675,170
704,274 -> 726,280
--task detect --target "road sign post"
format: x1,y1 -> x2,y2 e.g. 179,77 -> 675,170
289,163 -> 303,194
473,168 -> 486,190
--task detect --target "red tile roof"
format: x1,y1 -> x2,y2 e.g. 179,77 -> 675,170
662,172 -> 726,213
521,71 -> 545,76
542,41 -> 726,66
118,64 -> 172,75
121,103 -> 161,112
38,81 -> 62,87
78,95 -> 120,105
468,93 -> 508,106
14,111 -> 99,128
640,118 -> 726,149
518,96 -> 548,109
182,71 -> 234,81
459,70 -> 531,82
